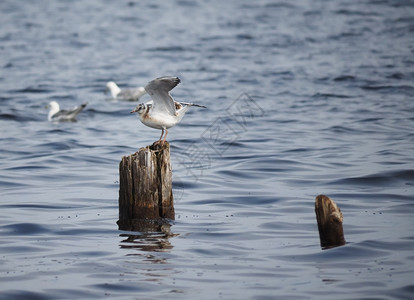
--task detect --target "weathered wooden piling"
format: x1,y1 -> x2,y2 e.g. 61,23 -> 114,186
315,194 -> 346,249
118,142 -> 174,231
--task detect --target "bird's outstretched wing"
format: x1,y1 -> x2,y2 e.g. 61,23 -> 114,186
52,103 -> 87,121
145,76 -> 180,116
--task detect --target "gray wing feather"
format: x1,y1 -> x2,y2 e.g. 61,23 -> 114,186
145,76 -> 180,115
52,103 -> 87,121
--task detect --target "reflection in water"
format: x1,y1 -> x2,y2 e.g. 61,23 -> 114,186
119,219 -> 178,254
120,232 -> 175,253
118,220 -> 181,291
117,218 -> 173,233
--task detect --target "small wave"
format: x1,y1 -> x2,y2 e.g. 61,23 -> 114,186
0,203 -> 81,210
40,141 -> 73,151
333,75 -> 356,81
0,179 -> 30,188
176,0 -> 198,7
3,62 -> 13,68
147,46 -> 187,52
15,87 -> 52,94
2,222 -> 51,235
4,164 -> 49,171
334,9 -> 379,17
0,112 -> 39,122
90,283 -> 153,294
264,2 -> 296,9
329,169 -> 414,188
386,72 -> 404,79
360,84 -> 414,95
0,289 -> 95,299
0,113 -> 21,121
312,93 -> 352,99
327,125 -> 360,134
278,241 -> 389,263
235,34 -> 254,40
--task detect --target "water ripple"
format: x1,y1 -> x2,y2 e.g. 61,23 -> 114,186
0,0 -> 413,299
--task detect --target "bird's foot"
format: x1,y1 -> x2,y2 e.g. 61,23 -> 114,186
151,140 -> 164,150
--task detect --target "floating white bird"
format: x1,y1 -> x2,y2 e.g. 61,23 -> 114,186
130,76 -> 206,145
47,101 -> 87,121
105,81 -> 146,101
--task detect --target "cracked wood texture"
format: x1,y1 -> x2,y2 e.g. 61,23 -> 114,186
118,142 -> 174,230
315,194 -> 345,249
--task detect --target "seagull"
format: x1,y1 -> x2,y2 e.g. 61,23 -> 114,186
105,81 -> 146,101
47,101 -> 87,121
130,76 -> 206,145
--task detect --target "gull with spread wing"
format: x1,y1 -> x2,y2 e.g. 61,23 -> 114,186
47,101 -> 87,122
130,76 -> 206,145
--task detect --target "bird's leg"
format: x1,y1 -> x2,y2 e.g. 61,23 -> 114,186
161,128 -> 168,146
155,128 -> 164,145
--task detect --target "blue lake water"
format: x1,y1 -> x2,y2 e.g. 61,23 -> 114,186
1,0 -> 414,299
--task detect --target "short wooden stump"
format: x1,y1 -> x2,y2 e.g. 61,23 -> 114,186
118,142 -> 174,231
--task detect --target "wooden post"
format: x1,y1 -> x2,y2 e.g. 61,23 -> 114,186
118,142 -> 174,231
315,194 -> 346,249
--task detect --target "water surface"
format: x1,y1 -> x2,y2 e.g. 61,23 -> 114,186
1,0 -> 413,299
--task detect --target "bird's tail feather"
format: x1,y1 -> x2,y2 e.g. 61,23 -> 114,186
73,103 -> 88,115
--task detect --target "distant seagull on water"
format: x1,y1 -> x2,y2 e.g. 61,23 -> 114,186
130,76 -> 206,145
105,81 -> 146,101
47,101 -> 87,121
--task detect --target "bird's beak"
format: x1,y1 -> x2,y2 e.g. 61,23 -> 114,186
130,109 -> 137,113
